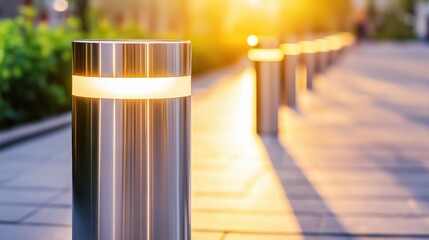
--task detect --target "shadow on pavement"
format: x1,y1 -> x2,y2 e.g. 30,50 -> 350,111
260,135 -> 348,238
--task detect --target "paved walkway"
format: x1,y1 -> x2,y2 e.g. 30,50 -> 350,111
0,43 -> 429,239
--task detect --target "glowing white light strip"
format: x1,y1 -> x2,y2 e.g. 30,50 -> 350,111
248,49 -> 284,62
72,75 -> 191,99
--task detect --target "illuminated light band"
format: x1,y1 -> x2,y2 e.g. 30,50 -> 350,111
299,41 -> 318,54
326,35 -> 343,51
248,48 -> 284,62
72,75 -> 191,99
315,38 -> 330,53
280,43 -> 300,56
339,32 -> 355,46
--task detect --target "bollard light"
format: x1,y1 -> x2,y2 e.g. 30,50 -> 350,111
279,42 -> 300,106
339,32 -> 356,49
248,48 -> 284,62
72,40 -> 191,240
248,48 -> 283,135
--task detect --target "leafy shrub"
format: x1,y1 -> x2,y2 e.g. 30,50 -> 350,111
191,37 -> 245,75
0,7 -> 81,129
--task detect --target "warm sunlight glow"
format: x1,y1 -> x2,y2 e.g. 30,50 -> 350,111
299,40 -> 317,54
53,0 -> 69,12
280,43 -> 300,56
248,0 -> 263,8
248,49 -> 284,62
72,76 -> 191,99
247,35 -> 259,46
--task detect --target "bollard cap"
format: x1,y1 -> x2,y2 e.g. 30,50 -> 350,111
72,40 -> 191,78
72,40 -> 192,99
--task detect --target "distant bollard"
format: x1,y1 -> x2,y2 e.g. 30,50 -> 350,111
299,39 -> 317,90
326,34 -> 343,65
339,32 -> 356,54
279,42 -> 300,106
315,36 -> 330,73
248,48 -> 284,135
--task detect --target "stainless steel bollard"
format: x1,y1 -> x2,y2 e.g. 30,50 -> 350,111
72,40 -> 191,240
326,34 -> 342,66
279,41 -> 300,106
248,48 -> 283,135
315,35 -> 329,73
299,38 -> 316,90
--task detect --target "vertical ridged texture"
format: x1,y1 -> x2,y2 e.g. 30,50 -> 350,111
72,96 -> 190,240
254,61 -> 280,135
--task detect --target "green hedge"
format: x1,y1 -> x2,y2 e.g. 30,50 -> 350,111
0,7 -> 242,129
0,7 -> 81,129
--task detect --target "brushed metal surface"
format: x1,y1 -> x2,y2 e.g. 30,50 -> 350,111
281,55 -> 298,106
303,53 -> 315,90
72,96 -> 190,240
72,40 -> 191,78
254,61 -> 280,135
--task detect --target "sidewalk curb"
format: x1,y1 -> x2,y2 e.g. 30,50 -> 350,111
0,112 -> 71,148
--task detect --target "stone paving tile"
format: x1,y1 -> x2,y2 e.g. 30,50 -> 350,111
0,224 -> 71,240
195,197 -> 422,217
320,216 -> 429,235
49,190 -> 72,206
355,238 -> 429,240
193,195 -> 292,213
0,204 -> 37,222
192,231 -> 225,240
0,189 -> 60,204
3,171 -> 71,189
23,207 -> 71,226
224,234 -> 351,240
192,211 -> 321,234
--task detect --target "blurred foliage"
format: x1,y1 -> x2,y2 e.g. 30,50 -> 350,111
191,37 -> 245,75
0,6 -> 81,129
0,6 -> 242,129
368,0 -> 415,40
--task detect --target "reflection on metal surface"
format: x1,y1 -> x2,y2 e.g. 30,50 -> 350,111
72,96 -> 190,240
296,64 -> 308,95
281,54 -> 298,106
72,40 -> 191,78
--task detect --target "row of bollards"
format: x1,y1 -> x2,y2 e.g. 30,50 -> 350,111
248,32 -> 355,135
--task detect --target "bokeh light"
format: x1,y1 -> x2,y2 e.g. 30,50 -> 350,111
247,35 -> 259,46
